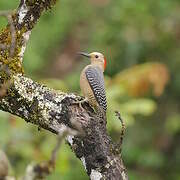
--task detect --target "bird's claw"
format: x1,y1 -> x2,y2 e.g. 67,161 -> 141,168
73,98 -> 88,111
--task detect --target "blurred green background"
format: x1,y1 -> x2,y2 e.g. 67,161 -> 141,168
0,0 -> 180,179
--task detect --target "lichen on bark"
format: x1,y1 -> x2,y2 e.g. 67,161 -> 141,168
0,27 -> 23,78
0,0 -> 128,179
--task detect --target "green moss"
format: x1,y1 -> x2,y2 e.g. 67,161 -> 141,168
0,0 -> 58,83
0,26 -> 25,82
26,0 -> 57,9
7,86 -> 15,97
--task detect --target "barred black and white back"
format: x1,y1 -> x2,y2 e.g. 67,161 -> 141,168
85,66 -> 107,112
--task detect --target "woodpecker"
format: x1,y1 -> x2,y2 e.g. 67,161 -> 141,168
78,52 -> 107,115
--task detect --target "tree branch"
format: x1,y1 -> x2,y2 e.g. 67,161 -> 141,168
23,126 -> 78,180
0,74 -> 128,179
0,0 -> 128,179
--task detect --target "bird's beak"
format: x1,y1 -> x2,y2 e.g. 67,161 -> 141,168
77,52 -> 90,58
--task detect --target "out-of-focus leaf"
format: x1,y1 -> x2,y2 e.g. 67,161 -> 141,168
121,98 -> 157,116
128,170 -> 161,180
107,110 -> 135,130
106,84 -> 126,100
113,63 -> 169,97
137,150 -> 164,168
165,114 -> 180,134
0,0 -> 18,10
55,144 -> 70,175
0,112 -> 11,145
0,17 -> 7,31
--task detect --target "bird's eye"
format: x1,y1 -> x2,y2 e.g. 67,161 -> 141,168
95,55 -> 99,58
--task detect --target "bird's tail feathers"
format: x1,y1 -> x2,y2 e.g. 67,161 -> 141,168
95,106 -> 106,119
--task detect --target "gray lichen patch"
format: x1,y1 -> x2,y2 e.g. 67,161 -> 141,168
18,30 -> 31,62
13,74 -> 68,120
0,74 -> 81,133
18,0 -> 29,24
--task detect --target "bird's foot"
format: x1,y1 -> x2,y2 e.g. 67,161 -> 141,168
73,98 -> 88,111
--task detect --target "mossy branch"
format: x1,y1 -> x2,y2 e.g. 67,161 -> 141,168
0,0 -> 128,179
0,74 -> 128,180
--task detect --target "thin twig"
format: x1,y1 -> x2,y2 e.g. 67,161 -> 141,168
0,11 -> 15,98
115,111 -> 126,154
0,10 -> 16,57
23,126 -> 78,180
7,15 -> 16,57
49,126 -> 77,166
0,65 -> 12,98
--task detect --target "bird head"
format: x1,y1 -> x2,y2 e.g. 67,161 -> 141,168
78,52 -> 107,71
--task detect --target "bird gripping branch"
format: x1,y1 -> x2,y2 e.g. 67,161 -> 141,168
78,52 -> 107,117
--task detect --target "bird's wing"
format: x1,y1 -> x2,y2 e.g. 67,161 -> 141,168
85,66 -> 107,112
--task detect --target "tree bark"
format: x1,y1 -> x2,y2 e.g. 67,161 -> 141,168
0,0 -> 128,179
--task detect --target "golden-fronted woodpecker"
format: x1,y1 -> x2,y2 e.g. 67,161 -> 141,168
78,52 -> 107,115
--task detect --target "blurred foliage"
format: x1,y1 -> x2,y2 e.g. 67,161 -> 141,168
112,63 -> 169,97
0,0 -> 180,179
